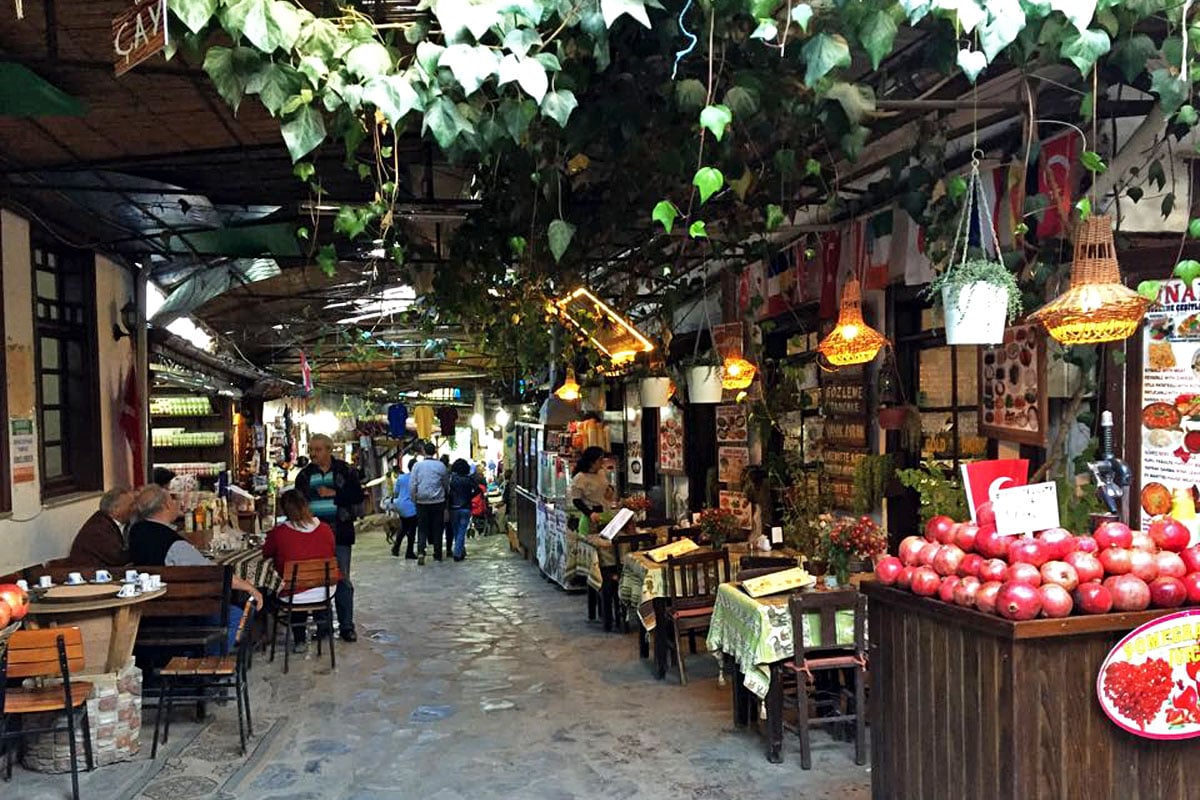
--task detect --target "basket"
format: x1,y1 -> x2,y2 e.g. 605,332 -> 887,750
1029,215 -> 1148,345
817,277 -> 888,366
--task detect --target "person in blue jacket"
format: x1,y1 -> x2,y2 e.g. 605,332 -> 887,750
391,457 -> 419,559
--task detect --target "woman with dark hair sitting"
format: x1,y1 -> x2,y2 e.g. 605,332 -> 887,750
263,490 -> 337,652
570,446 -> 613,538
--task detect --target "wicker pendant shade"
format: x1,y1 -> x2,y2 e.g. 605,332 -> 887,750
1029,215 -> 1148,345
721,356 -> 756,389
818,277 -> 888,366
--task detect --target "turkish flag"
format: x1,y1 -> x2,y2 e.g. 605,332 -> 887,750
118,364 -> 143,482
960,459 -> 1030,522
1037,131 -> 1079,239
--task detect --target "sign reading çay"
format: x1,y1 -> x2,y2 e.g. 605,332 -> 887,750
113,0 -> 168,76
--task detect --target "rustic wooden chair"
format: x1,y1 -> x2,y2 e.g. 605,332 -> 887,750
0,628 -> 94,800
152,596 -> 258,758
269,558 -> 341,674
135,565 -> 234,656
607,532 -> 658,633
662,549 -> 731,685
786,589 -> 867,769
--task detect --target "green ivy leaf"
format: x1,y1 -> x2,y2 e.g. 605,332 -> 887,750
345,42 -> 394,80
296,226 -> 310,240
765,203 -> 786,232
1151,68 -> 1189,115
898,0 -> 929,23
203,46 -> 261,113
859,9 -> 898,70
804,157 -> 821,177
503,27 -> 542,57
1080,150 -> 1106,174
1189,218 -> 1200,239
508,236 -> 527,257
1174,259 -> 1200,283
1109,32 -> 1155,83
293,162 -> 315,182
688,220 -> 708,239
441,44 -> 501,94
423,96 -> 470,148
170,0 -> 218,34
317,244 -> 337,277
956,48 -> 988,83
416,41 -> 445,76
1080,91 -> 1094,120
1179,104 -> 1199,126
1126,185 -> 1143,203
790,3 -> 813,32
751,19 -> 778,41
540,89 -> 578,127
699,104 -> 733,141
1060,28 -> 1110,75
979,5 -> 1023,61
947,174 -> 968,201
652,200 -> 679,234
534,53 -> 561,72
824,82 -> 875,125
1162,191 -> 1176,218
693,166 -> 724,204
500,98 -> 537,142
801,33 -> 851,86
281,105 -> 326,161
245,62 -> 301,117
1075,196 -> 1091,220
548,219 -> 576,262
335,206 -> 370,239
840,125 -> 869,161
1149,158 -> 1167,191
675,79 -> 706,111
1137,280 -> 1162,302
498,54 -> 549,103
363,74 -> 423,126
600,0 -> 651,28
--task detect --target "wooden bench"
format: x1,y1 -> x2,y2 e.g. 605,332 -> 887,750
133,565 -> 233,655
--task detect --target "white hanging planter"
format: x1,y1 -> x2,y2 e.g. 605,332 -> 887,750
942,281 -> 1009,345
640,377 -> 672,408
687,365 -> 724,404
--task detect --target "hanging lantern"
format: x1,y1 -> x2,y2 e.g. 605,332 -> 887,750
721,356 -> 757,389
817,277 -> 888,367
1029,215 -> 1148,345
555,367 -> 581,401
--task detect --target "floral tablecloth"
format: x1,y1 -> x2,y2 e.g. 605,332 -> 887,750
706,582 -> 855,698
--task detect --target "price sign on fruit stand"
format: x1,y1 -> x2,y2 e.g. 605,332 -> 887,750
1097,609 -> 1200,739
992,481 -> 1060,536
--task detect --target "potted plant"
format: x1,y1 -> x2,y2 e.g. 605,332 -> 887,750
636,363 -> 673,408
852,454 -> 894,515
929,258 -> 1022,344
697,507 -> 739,548
682,350 -> 724,404
896,462 -> 970,526
824,515 -> 888,586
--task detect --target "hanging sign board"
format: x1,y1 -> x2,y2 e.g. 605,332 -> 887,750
1097,609 -> 1200,740
113,0 -> 168,76
992,481 -> 1059,536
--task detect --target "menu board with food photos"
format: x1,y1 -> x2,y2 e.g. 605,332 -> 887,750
1140,279 -> 1200,538
658,405 -> 685,475
719,489 -> 753,529
718,446 -> 749,483
978,324 -> 1048,446
716,405 -> 749,443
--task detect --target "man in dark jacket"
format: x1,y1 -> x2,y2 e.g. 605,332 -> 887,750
68,487 -> 135,566
296,433 -> 364,642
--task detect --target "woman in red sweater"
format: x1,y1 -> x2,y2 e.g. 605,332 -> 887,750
264,490 -> 337,650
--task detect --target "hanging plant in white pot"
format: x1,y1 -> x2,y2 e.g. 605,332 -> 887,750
639,376 -> 672,408
687,364 -> 724,403
928,161 -> 1022,345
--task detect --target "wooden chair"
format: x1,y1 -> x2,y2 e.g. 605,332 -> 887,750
153,596 -> 258,758
135,565 -> 234,656
786,589 -> 868,769
662,549 -> 731,685
736,555 -> 797,582
606,532 -> 658,634
0,628 -> 94,800
269,558 -> 340,674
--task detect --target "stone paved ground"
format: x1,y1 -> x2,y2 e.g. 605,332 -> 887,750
11,527 -> 872,800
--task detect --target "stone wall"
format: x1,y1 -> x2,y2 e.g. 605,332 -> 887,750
22,659 -> 142,772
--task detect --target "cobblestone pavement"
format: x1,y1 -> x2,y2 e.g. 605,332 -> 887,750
11,527 -> 871,800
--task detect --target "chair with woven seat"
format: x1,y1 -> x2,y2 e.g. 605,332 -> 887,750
607,531 -> 658,634
0,628 -> 94,800
153,596 -> 258,758
736,555 -> 797,582
786,589 -> 867,769
269,558 -> 340,674
662,549 -> 731,685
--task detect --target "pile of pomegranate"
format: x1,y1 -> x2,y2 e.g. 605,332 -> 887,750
873,504 -> 1200,620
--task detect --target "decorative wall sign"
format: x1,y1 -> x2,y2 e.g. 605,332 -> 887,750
658,405 -> 684,475
10,417 -> 35,484
821,381 -> 867,418
1097,609 -> 1200,740
719,489 -> 752,529
625,384 -> 643,485
718,446 -> 749,483
113,0 -> 168,76
716,405 -> 748,443
978,323 -> 1048,446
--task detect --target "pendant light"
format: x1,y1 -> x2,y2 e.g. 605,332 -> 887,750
818,275 -> 888,367
554,367 -> 581,401
721,356 -> 757,390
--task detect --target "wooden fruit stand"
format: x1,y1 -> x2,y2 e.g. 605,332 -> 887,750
862,583 -> 1200,800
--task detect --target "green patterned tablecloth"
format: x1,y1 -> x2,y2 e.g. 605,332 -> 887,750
706,582 -> 855,698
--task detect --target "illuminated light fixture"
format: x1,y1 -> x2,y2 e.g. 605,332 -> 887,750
817,277 -> 888,367
1029,214 -> 1148,345
555,367 -> 581,401
495,408 -> 511,427
471,413 -> 486,430
721,356 -> 757,390
553,287 -> 655,363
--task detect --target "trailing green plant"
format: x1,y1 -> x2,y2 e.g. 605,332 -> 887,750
896,462 -> 969,527
852,454 -> 893,515
926,257 -> 1023,322
778,468 -> 833,556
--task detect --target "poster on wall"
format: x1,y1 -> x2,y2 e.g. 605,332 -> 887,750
978,323 -> 1048,446
1140,279 -> 1200,535
716,405 -> 748,443
658,405 -> 684,474
719,490 -> 752,529
625,384 -> 643,486
718,446 -> 749,483
10,418 -> 35,483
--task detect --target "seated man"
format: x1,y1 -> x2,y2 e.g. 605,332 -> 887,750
129,485 -> 262,652
67,487 -> 135,566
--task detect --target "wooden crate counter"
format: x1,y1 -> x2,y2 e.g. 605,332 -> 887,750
861,582 -> 1200,800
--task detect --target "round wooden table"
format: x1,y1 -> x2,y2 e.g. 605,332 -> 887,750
24,587 -> 167,674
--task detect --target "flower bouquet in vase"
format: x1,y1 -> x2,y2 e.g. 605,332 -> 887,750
825,515 -> 888,587
697,507 -> 739,549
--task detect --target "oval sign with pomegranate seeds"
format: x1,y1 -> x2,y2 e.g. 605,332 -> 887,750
1097,609 -> 1200,740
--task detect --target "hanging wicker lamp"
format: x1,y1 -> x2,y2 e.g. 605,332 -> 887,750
555,367 -> 581,401
818,277 -> 888,366
1029,214 -> 1148,345
721,356 -> 757,389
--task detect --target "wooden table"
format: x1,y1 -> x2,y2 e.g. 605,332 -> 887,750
25,587 -> 167,674
862,583 -> 1200,799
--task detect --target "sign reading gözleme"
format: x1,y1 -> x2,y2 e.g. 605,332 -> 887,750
1097,609 -> 1200,739
112,0 -> 168,76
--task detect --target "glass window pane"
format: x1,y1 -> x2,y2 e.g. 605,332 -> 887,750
33,248 -> 44,267
42,410 -> 61,440
958,412 -> 989,460
956,346 -> 979,406
46,252 -> 57,268
36,270 -> 56,300
41,373 -> 60,403
48,305 -> 59,321
43,445 -> 63,479
918,347 -> 955,408
41,340 -> 59,370
63,275 -> 83,304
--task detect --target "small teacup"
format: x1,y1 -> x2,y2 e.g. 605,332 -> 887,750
116,584 -> 138,598
66,572 -> 84,585
94,570 -> 112,583
125,569 -> 139,583
149,574 -> 162,589
139,574 -> 153,592
38,575 -> 52,588
15,579 -> 28,592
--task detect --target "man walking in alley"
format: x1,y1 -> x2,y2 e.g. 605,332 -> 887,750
410,442 -> 449,565
296,434 -> 364,642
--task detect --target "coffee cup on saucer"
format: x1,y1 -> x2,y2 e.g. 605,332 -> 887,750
125,569 -> 139,583
66,572 -> 84,585
38,575 -> 52,588
16,579 -> 28,591
94,570 -> 112,583
116,584 -> 138,598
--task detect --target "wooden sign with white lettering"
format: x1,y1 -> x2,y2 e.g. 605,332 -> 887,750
113,0 -> 168,76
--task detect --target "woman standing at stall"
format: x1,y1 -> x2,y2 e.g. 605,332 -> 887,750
570,446 -> 612,539
447,459 -> 482,562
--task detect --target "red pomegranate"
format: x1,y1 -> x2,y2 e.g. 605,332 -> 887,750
1064,551 -> 1104,584
1075,535 -> 1099,554
1131,532 -> 1157,552
1149,517 -> 1192,552
975,581 -> 1003,615
1039,561 -> 1080,591
896,566 -> 915,590
979,558 -> 1008,583
899,536 -> 926,566
974,525 -> 1010,559
954,576 -> 981,607
1037,528 -> 1077,560
917,542 -> 940,567
938,576 -> 961,603
932,545 -> 966,577
1182,572 -> 1200,604
958,553 -> 984,578
874,556 -> 903,585
995,581 -> 1043,620
1130,549 -> 1160,582
1181,546 -> 1200,574
1038,584 -> 1074,618
1009,538 -> 1050,567
1109,575 -> 1152,612
926,515 -> 955,543
1155,551 -> 1188,579
977,501 -> 996,527
1074,582 -> 1113,615
911,567 -> 941,597
1098,547 -> 1133,575
1094,521 -> 1133,550
953,522 -> 980,552
1005,562 -> 1042,587
1149,576 -> 1188,608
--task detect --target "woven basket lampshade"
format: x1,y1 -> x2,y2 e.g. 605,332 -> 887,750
721,356 -> 757,389
1029,215 -> 1148,345
818,277 -> 888,367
